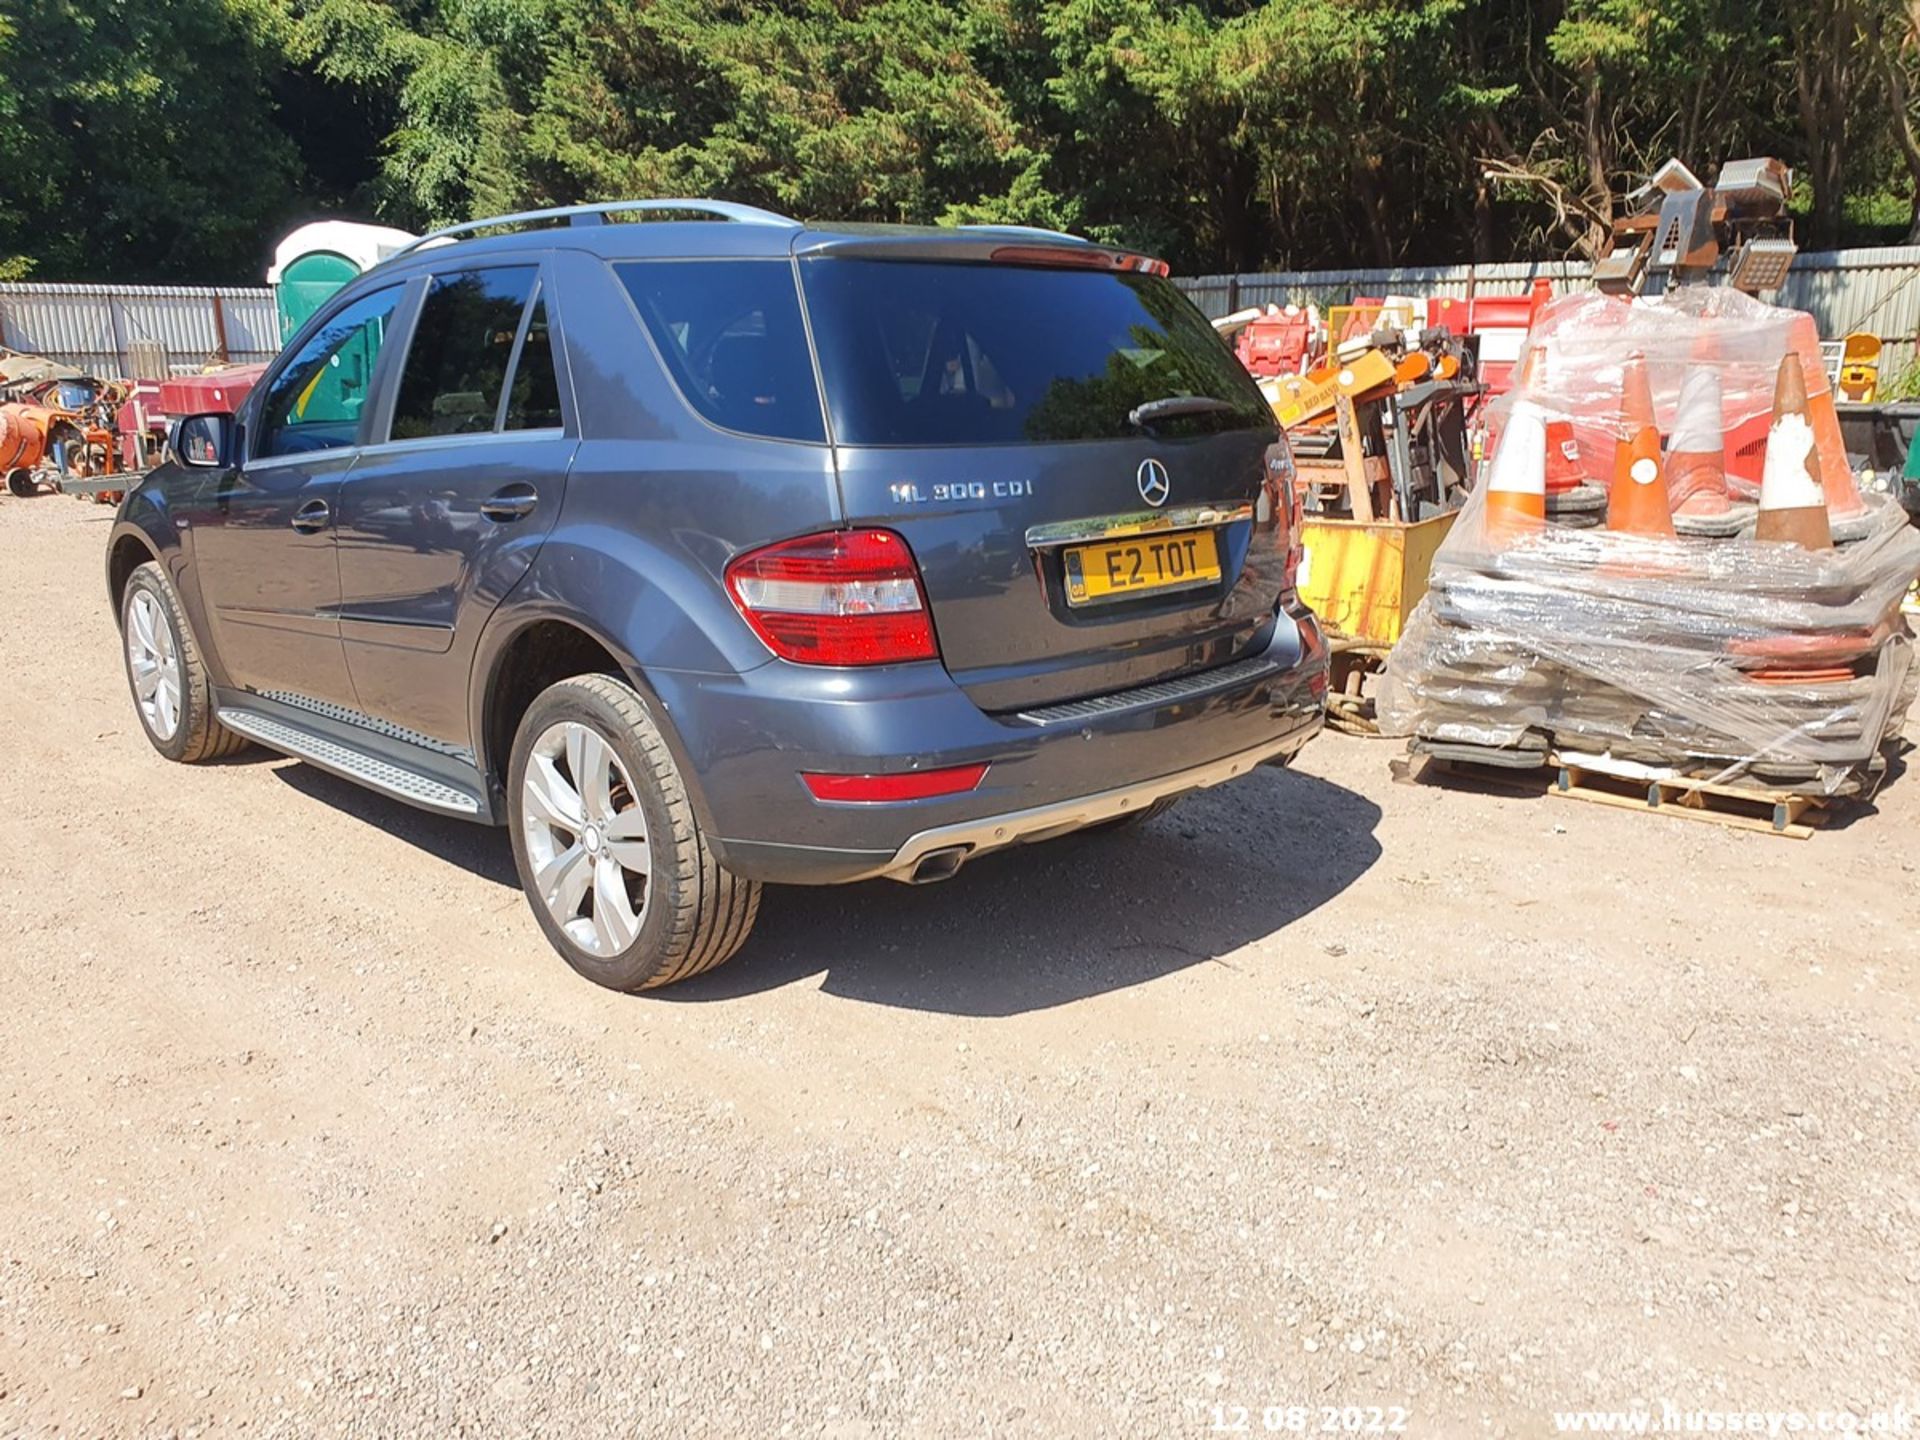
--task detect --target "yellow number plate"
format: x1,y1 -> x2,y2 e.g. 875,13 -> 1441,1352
1063,530 -> 1222,606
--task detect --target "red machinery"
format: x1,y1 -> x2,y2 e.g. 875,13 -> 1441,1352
157,364 -> 266,417
1426,279 -> 1554,397
113,363 -> 267,475
2,358 -> 268,503
1234,306 -> 1314,378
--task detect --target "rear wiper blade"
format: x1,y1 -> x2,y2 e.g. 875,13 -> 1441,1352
1127,395 -> 1237,428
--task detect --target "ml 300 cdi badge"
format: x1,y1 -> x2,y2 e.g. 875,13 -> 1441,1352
108,200 -> 1327,991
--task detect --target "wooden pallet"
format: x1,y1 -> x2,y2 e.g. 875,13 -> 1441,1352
1390,749 -> 1554,796
1549,761 -> 1828,839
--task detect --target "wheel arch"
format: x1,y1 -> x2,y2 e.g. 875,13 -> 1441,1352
106,525 -> 162,618
469,607 -> 722,840
105,478 -> 185,613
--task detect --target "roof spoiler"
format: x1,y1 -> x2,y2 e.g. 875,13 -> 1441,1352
795,228 -> 1171,275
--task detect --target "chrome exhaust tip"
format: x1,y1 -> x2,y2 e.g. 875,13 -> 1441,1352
907,846 -> 968,884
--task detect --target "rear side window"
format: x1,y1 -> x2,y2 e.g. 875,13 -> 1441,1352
391,266 -> 544,441
800,259 -> 1273,446
617,261 -> 825,444
504,298 -> 561,430
255,284 -> 402,459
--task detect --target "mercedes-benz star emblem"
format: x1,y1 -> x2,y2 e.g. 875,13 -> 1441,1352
1137,458 -> 1170,507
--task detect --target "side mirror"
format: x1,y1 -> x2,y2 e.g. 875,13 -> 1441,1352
172,413 -> 236,469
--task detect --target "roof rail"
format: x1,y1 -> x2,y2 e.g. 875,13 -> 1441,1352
384,199 -> 801,263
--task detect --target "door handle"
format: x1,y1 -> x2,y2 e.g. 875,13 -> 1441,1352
290,499 -> 331,533
480,485 -> 539,523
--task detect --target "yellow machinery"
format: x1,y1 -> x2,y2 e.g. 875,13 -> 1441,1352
1298,510 -> 1456,648
1838,332 -> 1882,402
1270,326 -> 1482,732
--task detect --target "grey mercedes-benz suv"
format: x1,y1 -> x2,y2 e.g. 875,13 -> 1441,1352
108,200 -> 1327,990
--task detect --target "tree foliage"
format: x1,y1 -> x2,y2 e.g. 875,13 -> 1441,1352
1,0 -> 1917,283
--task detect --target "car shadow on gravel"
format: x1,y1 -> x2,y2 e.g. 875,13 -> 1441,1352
266,756 -> 1381,1017
669,764 -> 1382,1016
270,761 -> 522,886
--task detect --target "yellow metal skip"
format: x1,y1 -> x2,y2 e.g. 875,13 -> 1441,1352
1297,510 -> 1457,647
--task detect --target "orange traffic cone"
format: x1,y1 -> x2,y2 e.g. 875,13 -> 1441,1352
1787,313 -> 1867,525
1753,355 -> 1832,551
1484,404 -> 1547,540
1613,352 -> 1656,456
1544,420 -> 1585,493
1513,344 -> 1545,397
1606,356 -> 1676,537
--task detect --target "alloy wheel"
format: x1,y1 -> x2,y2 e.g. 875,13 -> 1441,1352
126,589 -> 182,742
520,720 -> 651,957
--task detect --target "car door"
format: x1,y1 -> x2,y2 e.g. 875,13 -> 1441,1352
185,282 -> 405,707
332,262 -> 576,747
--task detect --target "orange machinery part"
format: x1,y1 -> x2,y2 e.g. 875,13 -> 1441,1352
0,403 -> 54,472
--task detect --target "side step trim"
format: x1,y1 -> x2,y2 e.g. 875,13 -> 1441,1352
217,708 -> 483,817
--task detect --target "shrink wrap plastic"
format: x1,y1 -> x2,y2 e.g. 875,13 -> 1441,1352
1378,289 -> 1920,791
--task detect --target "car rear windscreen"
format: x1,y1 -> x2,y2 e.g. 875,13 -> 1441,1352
799,258 -> 1274,447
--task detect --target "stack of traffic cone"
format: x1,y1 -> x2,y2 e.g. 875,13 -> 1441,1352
1386,296 -> 1920,801
1667,366 -> 1750,538
1514,345 -> 1610,528
1605,356 -> 1676,538
1753,355 -> 1832,551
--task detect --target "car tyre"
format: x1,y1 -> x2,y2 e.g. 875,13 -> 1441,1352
121,561 -> 250,763
508,674 -> 760,992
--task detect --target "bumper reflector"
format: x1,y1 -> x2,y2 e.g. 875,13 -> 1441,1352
802,764 -> 989,803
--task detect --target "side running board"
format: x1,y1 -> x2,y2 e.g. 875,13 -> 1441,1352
217,708 -> 484,817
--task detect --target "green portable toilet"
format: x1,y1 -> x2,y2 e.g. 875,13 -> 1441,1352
268,221 -> 417,340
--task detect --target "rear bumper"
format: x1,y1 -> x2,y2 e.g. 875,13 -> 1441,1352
651,605 -> 1328,885
848,720 -> 1313,882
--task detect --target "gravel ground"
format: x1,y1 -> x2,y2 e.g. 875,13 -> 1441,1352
1,495 -> 1917,1439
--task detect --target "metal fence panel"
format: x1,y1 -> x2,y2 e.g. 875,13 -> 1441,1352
8,251 -> 1920,385
0,282 -> 282,377
1177,247 -> 1920,379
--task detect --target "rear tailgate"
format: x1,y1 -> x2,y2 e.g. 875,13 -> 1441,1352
800,247 -> 1291,713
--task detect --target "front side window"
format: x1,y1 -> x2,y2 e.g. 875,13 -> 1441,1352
800,259 -> 1274,446
390,266 -> 540,441
616,260 -> 825,444
255,285 -> 402,459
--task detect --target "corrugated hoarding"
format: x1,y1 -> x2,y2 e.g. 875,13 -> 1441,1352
0,282 -> 281,378
6,248 -> 1919,386
1176,246 -> 1920,379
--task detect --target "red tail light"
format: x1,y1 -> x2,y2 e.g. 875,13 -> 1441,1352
725,528 -> 938,666
801,764 -> 988,803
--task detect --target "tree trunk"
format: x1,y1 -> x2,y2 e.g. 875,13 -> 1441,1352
1863,1 -> 1920,242
1578,65 -> 1613,259
1215,146 -> 1260,274
1792,2 -> 1855,250
1474,172 -> 1496,263
1350,153 -> 1395,270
